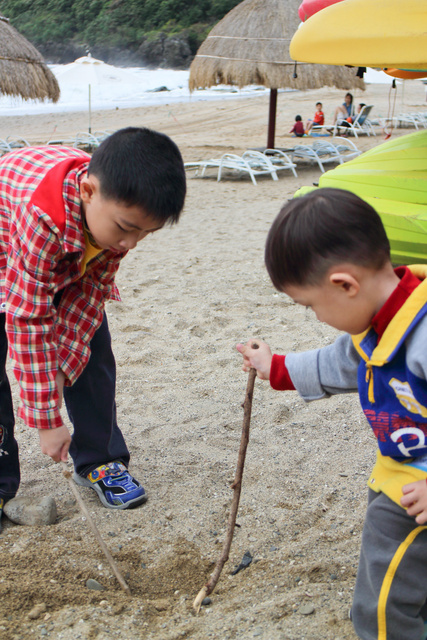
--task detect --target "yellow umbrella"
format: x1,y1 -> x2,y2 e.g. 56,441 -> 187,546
290,0 -> 427,70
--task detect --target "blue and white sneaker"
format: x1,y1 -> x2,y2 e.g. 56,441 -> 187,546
73,462 -> 147,509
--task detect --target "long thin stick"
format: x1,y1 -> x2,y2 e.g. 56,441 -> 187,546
193,367 -> 257,612
60,461 -> 131,595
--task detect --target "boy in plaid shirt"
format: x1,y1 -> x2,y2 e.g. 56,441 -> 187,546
0,127 -> 186,524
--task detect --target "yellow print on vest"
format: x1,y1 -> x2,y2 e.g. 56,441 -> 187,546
389,378 -> 427,418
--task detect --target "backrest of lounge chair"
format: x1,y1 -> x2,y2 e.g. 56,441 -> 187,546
355,105 -> 373,125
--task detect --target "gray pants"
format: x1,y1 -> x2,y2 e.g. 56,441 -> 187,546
352,489 -> 427,640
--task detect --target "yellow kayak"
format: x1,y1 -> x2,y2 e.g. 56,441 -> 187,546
290,0 -> 427,70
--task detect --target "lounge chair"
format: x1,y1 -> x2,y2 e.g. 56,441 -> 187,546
291,142 -> 339,173
397,112 -> 427,130
329,137 -> 361,162
219,152 -> 279,185
290,138 -> 361,172
314,137 -> 361,163
335,105 -> 376,138
184,158 -> 222,178
0,139 -> 12,155
73,132 -> 102,151
311,105 -> 376,138
185,151 -> 281,185
261,149 -> 298,177
5,136 -> 30,149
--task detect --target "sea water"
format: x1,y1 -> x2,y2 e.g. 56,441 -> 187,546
0,66 -> 272,116
0,65 -> 392,117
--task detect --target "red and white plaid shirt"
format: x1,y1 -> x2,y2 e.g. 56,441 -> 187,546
0,146 -> 124,430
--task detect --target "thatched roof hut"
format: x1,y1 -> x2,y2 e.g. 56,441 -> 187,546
189,0 -> 365,147
0,16 -> 59,102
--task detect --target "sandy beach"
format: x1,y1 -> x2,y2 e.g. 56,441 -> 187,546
1,80 -> 426,640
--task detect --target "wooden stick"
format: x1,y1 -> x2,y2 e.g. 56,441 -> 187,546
193,366 -> 257,613
60,461 -> 131,595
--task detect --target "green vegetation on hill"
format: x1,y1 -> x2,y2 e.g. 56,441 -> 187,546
0,0 -> 241,65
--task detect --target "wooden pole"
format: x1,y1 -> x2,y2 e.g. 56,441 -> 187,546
267,88 -> 278,149
88,83 -> 92,134
61,462 -> 131,595
193,366 -> 257,613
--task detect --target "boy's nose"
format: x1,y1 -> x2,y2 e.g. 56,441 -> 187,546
120,230 -> 149,250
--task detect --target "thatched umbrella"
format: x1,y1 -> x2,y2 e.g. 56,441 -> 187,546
189,0 -> 364,148
0,16 -> 59,102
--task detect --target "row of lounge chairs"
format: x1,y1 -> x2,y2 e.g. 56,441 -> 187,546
0,131 -> 114,157
46,131 -> 113,151
184,137 -> 361,184
396,112 -> 427,130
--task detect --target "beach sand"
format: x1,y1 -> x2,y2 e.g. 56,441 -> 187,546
1,81 -> 426,640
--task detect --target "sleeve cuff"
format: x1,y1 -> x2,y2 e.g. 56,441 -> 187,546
57,345 -> 89,386
270,354 -> 296,391
18,404 -> 64,430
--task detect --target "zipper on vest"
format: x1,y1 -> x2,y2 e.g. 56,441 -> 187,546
365,363 -> 375,403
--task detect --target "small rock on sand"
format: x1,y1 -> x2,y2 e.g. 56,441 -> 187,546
4,496 -> 57,526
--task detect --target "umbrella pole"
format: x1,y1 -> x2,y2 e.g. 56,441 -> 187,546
88,83 -> 92,134
267,89 -> 277,149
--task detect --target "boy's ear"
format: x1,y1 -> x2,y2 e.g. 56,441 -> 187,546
80,175 -> 97,203
329,272 -> 360,297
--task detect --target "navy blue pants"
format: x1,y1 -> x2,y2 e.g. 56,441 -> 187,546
0,310 -> 130,502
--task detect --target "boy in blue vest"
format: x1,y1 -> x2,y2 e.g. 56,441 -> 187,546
0,127 -> 186,527
237,188 -> 427,640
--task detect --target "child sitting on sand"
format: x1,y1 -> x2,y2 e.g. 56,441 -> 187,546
0,127 -> 186,529
289,115 -> 305,137
237,188 -> 427,640
305,101 -> 325,134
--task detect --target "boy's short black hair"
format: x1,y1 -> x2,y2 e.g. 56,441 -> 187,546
316,102 -> 322,107
265,188 -> 391,290
88,127 -> 186,224
295,115 -> 302,121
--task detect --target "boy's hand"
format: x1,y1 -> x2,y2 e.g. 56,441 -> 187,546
236,340 -> 273,380
401,480 -> 427,524
38,426 -> 70,463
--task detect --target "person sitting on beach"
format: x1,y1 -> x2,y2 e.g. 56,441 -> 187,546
289,115 -> 305,137
0,127 -> 186,529
237,188 -> 427,640
305,102 -> 325,134
333,92 -> 354,124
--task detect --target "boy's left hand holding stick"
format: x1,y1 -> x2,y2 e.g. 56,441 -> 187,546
236,340 -> 273,380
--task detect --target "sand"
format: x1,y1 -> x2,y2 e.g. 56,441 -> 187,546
0,80 -> 426,640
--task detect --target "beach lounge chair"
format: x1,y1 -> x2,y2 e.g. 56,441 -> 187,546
291,142 -> 339,173
0,139 -> 12,155
261,149 -> 298,177
397,112 -> 427,130
290,138 -> 361,172
5,136 -> 30,149
219,152 -> 279,185
184,158 -> 222,178
335,105 -> 376,138
329,137 -> 361,162
46,132 -> 103,151
73,132 -> 102,151
93,130 -> 114,143
185,151 -> 281,185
